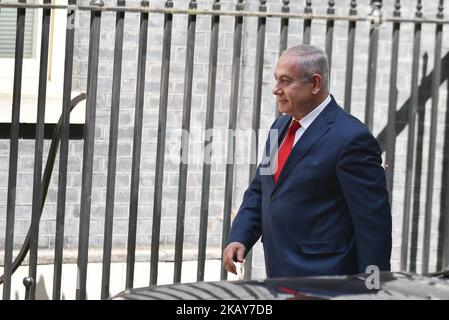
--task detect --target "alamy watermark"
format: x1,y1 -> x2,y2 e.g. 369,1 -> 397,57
365,265 -> 381,290
164,128 -> 280,176
67,4 -> 78,30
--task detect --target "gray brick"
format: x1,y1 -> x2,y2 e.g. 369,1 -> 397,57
15,219 -> 31,236
0,141 -> 10,156
17,172 -> 34,188
136,219 -> 152,236
57,190 -> 78,207
88,234 -> 104,248
66,236 -> 80,250
0,156 -> 11,172
160,218 -> 177,235
137,188 -> 153,205
117,126 -> 135,140
91,187 -> 106,204
114,188 -> 131,204
206,234 -> 221,247
16,188 -> 33,205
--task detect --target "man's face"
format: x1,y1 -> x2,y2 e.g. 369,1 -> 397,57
272,54 -> 314,117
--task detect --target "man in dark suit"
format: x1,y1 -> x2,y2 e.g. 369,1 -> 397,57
223,45 -> 392,278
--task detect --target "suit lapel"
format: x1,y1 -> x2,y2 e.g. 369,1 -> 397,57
264,115 -> 291,192
273,100 -> 339,190
275,115 -> 291,148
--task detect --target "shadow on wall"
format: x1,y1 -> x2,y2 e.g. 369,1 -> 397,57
8,274 -> 70,300
11,275 -> 50,300
376,50 -> 449,272
376,51 -> 449,149
36,275 -> 50,300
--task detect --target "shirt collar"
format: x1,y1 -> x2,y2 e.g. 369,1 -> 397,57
291,94 -> 331,130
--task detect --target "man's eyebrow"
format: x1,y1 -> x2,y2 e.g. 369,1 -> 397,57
274,74 -> 293,80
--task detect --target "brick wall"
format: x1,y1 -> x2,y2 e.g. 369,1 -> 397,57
1,0 -> 448,279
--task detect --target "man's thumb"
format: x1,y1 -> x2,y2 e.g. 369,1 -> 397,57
236,246 -> 245,262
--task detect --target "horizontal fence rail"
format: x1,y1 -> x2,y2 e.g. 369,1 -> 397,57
2,1 -> 449,23
0,0 -> 448,300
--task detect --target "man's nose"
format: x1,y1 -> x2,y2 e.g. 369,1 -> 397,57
272,83 -> 281,96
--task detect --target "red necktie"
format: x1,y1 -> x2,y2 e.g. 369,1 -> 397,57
274,120 -> 301,184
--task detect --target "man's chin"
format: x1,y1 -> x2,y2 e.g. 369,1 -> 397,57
278,106 -> 290,114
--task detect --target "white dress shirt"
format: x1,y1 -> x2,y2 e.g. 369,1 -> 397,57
290,94 -> 331,146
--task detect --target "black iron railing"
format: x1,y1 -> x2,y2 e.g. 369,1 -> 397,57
0,0 -> 448,300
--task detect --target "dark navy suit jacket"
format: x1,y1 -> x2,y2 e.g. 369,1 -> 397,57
227,97 -> 392,278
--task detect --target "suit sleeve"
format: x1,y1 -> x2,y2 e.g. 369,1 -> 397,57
226,166 -> 263,252
336,131 -> 392,273
225,118 -> 281,252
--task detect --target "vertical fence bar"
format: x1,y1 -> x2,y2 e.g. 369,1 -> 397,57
303,0 -> 312,45
221,0 -> 244,281
244,0 -> 266,281
325,1 -> 334,84
22,277 -> 33,300
101,0 -> 125,299
438,71 -> 449,271
173,0 -> 197,284
125,0 -> 149,290
401,0 -> 422,271
53,0 -> 77,300
364,0 -> 382,132
28,0 -> 52,300
3,0 -> 26,301
422,0 -> 444,274
385,1 -> 401,203
410,52 -> 428,273
76,0 -> 103,300
197,0 -> 221,282
276,0 -> 289,118
150,0 -> 173,286
344,0 -> 357,113
440,79 -> 449,270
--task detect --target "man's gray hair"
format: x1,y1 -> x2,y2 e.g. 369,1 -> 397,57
282,45 -> 329,91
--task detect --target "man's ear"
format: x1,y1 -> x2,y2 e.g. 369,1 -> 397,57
311,74 -> 322,94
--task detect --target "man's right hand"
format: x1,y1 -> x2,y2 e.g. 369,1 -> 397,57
223,242 -> 246,275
